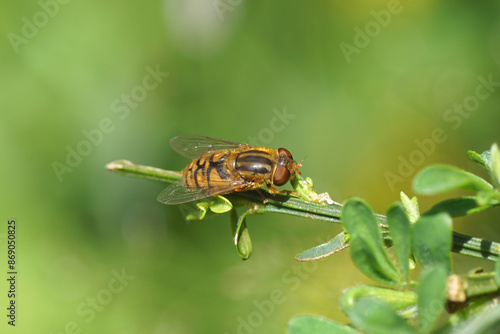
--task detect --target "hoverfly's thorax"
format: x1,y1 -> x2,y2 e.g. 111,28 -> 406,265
235,149 -> 273,178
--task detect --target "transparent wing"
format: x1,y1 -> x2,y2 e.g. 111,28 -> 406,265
157,180 -> 248,205
169,135 -> 247,159
157,183 -> 208,205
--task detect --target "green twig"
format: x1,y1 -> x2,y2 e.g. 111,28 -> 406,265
106,160 -> 500,261
106,160 -> 182,183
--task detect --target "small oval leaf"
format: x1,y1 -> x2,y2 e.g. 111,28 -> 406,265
413,165 -> 492,195
343,198 -> 402,286
230,209 -> 252,260
340,286 -> 417,317
183,202 -> 208,221
209,195 -> 233,213
467,149 -> 492,172
295,231 -> 350,262
387,202 -> 411,281
412,213 -> 452,272
345,298 -> 417,334
417,265 -> 447,333
425,196 -> 489,217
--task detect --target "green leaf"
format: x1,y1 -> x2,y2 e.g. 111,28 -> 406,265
400,192 -> 420,223
454,303 -> 500,334
413,165 -> 493,195
209,195 -> 233,213
180,196 -> 233,221
387,203 -> 411,281
467,149 -> 492,172
342,198 -> 402,286
230,209 -> 252,260
494,260 -> 500,287
490,143 -> 500,189
295,231 -> 349,262
417,265 -> 447,333
340,286 -> 417,318
345,298 -> 417,334
182,202 -> 208,221
288,315 -> 359,334
426,196 -> 490,217
412,213 -> 452,273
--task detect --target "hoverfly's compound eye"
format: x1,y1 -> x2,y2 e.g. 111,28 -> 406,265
278,148 -> 293,159
273,165 -> 290,186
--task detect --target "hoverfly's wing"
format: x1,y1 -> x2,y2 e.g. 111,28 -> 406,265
157,183 -> 208,205
169,135 -> 247,159
157,180 -> 248,205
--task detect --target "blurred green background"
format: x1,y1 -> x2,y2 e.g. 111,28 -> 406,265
2,0 -> 500,333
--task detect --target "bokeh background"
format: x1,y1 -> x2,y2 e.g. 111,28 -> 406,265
2,0 -> 500,333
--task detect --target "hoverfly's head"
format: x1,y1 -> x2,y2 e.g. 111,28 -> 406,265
272,148 -> 302,186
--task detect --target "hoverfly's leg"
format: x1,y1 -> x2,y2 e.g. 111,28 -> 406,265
266,184 -> 300,198
255,189 -> 269,204
265,184 -> 280,194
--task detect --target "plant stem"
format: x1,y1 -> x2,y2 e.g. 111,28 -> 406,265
106,160 -> 500,261
106,160 -> 182,183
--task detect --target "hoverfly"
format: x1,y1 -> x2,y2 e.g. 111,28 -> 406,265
157,135 -> 302,205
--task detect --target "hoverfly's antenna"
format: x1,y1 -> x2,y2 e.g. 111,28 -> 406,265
296,157 -> 306,174
297,156 -> 307,168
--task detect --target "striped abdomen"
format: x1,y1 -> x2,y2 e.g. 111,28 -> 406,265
183,151 -> 233,190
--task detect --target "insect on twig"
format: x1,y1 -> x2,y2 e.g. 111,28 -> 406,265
157,135 -> 302,205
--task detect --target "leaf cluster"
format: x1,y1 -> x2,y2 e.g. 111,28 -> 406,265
289,144 -> 500,334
